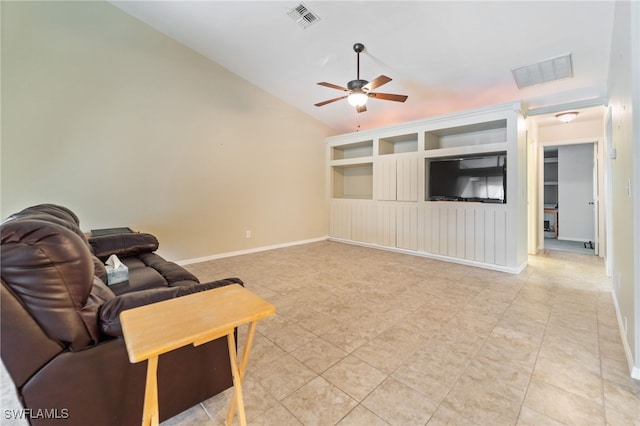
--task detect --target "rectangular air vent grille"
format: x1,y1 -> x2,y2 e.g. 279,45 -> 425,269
287,3 -> 320,29
512,53 -> 573,89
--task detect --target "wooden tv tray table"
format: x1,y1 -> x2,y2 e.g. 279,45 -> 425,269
120,284 -> 276,426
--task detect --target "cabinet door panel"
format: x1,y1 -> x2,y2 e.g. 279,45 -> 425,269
377,203 -> 396,246
376,158 -> 397,201
397,204 -> 418,250
396,157 -> 418,201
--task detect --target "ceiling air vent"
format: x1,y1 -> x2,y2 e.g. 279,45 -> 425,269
287,3 -> 320,29
511,53 -> 573,89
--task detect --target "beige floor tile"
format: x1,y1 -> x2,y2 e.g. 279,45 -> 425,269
260,321 -> 317,353
362,377 -> 438,426
443,358 -> 529,425
322,354 -> 387,402
603,380 -> 640,420
248,403 -> 303,426
532,352 -> 603,404
473,327 -> 541,372
282,376 -> 358,425
602,357 -> 638,388
336,404 -> 390,426
160,404 -> 213,425
320,323 -> 372,354
247,334 -> 287,370
201,374 -> 279,424
426,401 -> 479,425
516,406 -> 564,426
523,379 -> 605,424
392,354 -> 463,403
250,354 -> 317,401
605,406 -> 640,426
290,337 -> 348,374
351,336 -> 414,375
600,338 -> 630,363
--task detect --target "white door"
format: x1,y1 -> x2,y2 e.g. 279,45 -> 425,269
558,143 -> 596,244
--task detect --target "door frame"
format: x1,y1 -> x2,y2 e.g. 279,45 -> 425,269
536,138 -> 605,257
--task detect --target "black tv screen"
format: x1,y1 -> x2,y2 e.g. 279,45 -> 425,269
428,152 -> 506,203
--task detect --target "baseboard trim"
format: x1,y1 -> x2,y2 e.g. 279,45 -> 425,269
328,238 -> 525,274
176,237 -> 328,266
610,289 -> 640,380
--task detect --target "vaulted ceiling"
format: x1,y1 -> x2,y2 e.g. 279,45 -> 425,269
111,1 -> 615,133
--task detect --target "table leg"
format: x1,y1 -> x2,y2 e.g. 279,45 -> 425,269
226,331 -> 246,426
142,356 -> 159,426
225,322 -> 258,426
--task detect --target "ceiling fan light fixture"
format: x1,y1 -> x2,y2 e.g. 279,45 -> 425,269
555,111 -> 579,123
348,91 -> 368,107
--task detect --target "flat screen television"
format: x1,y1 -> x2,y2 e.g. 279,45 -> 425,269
427,152 -> 507,203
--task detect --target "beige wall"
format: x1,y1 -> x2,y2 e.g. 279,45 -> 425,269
1,1 -> 333,261
607,0 -> 639,377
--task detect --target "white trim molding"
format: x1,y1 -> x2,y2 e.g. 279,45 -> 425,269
176,237 -> 328,266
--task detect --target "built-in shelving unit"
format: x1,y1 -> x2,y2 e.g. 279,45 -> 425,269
326,102 -> 527,273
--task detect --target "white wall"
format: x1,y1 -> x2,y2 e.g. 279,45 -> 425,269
0,1 -> 334,261
557,144 -> 595,242
607,0 -> 639,378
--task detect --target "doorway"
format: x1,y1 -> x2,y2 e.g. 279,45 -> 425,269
542,142 -> 598,255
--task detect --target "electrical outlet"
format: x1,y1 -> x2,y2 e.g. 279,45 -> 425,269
245,230 -> 251,239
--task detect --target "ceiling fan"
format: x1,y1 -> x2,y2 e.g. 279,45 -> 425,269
315,43 -> 408,113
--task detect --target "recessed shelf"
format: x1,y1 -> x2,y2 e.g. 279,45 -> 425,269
425,119 -> 507,150
332,164 -> 373,199
331,140 -> 373,160
379,133 -> 418,155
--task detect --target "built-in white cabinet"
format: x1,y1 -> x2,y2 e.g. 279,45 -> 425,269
375,156 -> 419,201
327,102 -> 527,273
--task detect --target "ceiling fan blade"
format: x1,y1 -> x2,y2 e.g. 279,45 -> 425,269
356,104 -> 367,113
363,75 -> 392,91
315,95 -> 348,107
317,82 -> 348,91
368,92 -> 408,102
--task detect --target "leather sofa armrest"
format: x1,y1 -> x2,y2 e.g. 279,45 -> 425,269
89,233 -> 159,261
99,278 -> 243,337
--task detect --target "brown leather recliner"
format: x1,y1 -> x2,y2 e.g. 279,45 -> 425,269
1,204 -> 240,425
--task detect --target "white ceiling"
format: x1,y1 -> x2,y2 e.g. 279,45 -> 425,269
111,1 -> 615,134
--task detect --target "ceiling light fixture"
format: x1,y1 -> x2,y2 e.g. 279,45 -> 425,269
347,90 -> 368,107
555,111 -> 579,123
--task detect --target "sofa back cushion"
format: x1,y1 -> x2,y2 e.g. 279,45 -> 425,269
1,217 -> 108,350
89,232 -> 160,261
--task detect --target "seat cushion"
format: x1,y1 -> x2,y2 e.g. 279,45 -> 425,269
107,258 -> 168,295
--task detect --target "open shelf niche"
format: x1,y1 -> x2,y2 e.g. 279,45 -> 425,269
379,133 -> 418,155
331,163 -> 373,199
331,140 -> 373,160
424,119 -> 507,155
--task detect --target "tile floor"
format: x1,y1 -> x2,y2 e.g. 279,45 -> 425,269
2,241 -> 639,425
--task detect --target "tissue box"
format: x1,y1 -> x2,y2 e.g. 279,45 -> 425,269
105,254 -> 129,285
